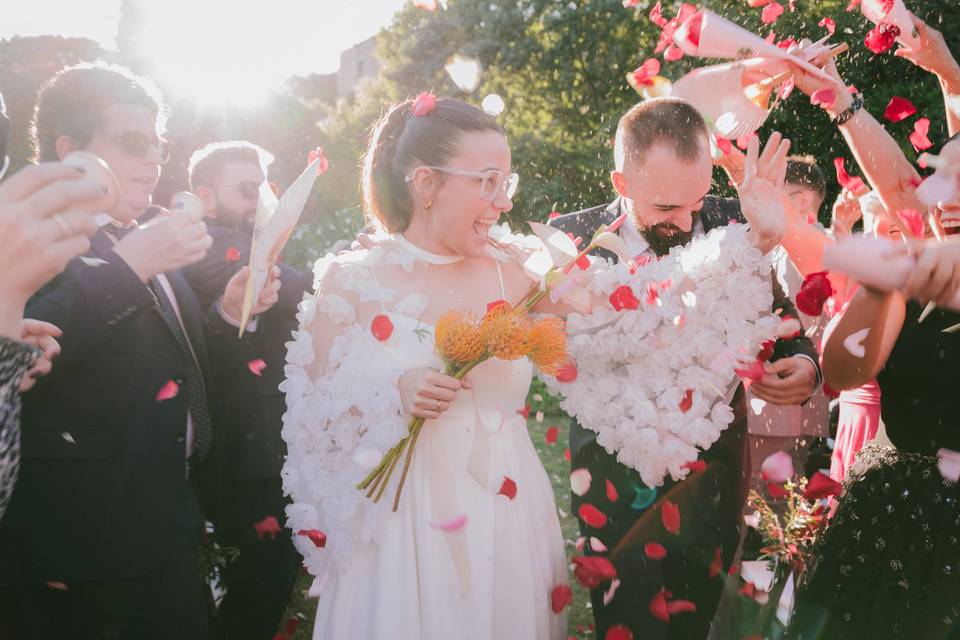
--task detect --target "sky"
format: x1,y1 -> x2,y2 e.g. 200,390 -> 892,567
0,0 -> 410,79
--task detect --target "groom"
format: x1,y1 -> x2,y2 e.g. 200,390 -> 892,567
551,98 -> 820,639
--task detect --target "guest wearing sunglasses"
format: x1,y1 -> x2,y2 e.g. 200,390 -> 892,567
181,141 -> 311,640
0,62 -> 221,639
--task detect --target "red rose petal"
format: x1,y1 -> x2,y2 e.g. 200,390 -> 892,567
610,285 -> 641,311
864,23 -> 899,55
834,157 -> 866,193
650,589 -> 670,622
666,599 -> 697,615
767,482 -> 790,499
296,529 -> 327,548
411,92 -> 437,117
578,503 -> 609,528
545,426 -> 559,445
556,361 -> 578,383
645,282 -> 661,306
606,625 -> 634,640
155,379 -> 179,402
910,118 -> 933,152
709,547 -> 723,578
810,88 -> 836,109
683,459 -> 707,473
735,359 -> 766,388
631,58 -> 662,87
498,476 -> 518,500
486,299 -> 510,313
548,211 -> 561,221
606,479 -> 619,502
664,44 -> 684,61
804,471 -> 843,500
823,382 -> 840,398
649,1 -> 667,26
225,246 -> 241,261
254,515 -> 282,541
678,389 -> 694,413
818,17 -> 836,34
796,271 -> 834,316
645,542 -> 667,560
883,96 -> 917,123
661,500 -> 680,534
714,134 -> 732,156
761,2 -> 785,24
247,359 -> 267,376
572,555 -> 618,589
551,584 -> 574,613
758,339 -> 776,362
370,314 -> 394,342
307,147 -> 330,175
518,404 -> 531,419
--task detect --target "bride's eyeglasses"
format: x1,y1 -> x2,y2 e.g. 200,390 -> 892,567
405,166 -> 519,201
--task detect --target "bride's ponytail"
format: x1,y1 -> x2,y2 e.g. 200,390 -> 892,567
361,96 -> 503,233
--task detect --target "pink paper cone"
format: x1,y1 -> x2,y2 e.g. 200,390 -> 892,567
671,58 -> 787,140
675,10 -> 834,81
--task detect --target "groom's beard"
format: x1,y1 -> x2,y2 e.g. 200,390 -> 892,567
638,220 -> 695,256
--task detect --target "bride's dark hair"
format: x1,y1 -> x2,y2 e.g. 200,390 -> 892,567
361,96 -> 504,232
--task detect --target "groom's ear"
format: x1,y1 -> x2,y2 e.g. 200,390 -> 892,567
611,170 -> 629,199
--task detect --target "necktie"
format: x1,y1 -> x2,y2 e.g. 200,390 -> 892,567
107,223 -> 213,460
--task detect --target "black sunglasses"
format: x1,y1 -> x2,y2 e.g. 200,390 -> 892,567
109,131 -> 171,164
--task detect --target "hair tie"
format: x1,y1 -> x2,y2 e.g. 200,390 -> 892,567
411,92 -> 437,117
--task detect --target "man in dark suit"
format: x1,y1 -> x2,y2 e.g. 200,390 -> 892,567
550,98 -> 820,639
181,141 -> 311,640
0,63 -> 277,640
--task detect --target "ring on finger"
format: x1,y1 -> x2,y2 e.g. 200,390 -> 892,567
53,213 -> 72,239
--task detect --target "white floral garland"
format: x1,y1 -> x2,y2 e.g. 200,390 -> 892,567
540,223 -> 781,488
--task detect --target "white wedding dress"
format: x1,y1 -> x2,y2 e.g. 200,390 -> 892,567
281,231 -> 568,639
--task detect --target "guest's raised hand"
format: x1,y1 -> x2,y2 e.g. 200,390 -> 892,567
18,319 -> 61,392
831,189 -> 865,238
113,207 -> 212,281
738,132 -> 790,253
902,238 -> 960,307
221,265 -> 283,324
894,15 -> 960,81
0,163 -> 103,307
398,367 -> 472,420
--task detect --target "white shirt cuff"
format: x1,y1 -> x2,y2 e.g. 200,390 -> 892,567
216,297 -> 259,333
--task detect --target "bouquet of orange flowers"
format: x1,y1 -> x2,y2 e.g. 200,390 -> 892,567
357,214 -> 631,510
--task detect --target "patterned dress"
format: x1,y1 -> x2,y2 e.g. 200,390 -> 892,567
0,337 -> 39,520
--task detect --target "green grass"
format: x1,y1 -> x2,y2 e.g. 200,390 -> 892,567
278,402 -> 596,639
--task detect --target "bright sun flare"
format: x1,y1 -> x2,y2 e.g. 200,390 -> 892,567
137,2 -> 326,108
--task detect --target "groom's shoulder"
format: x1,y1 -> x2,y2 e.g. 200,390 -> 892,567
549,200 -> 619,235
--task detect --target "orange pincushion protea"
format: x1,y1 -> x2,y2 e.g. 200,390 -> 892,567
525,317 -> 568,375
434,311 -> 485,364
480,306 -> 530,361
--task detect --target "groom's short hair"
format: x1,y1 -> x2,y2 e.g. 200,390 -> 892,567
614,98 -> 708,169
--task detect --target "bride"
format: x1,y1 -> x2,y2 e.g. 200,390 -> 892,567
280,95 -> 788,639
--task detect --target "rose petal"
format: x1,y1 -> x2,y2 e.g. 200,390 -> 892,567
650,589 -> 670,622
631,58 -> 662,87
247,359 -> 267,376
766,482 -> 790,499
605,478 -> 619,503
661,500 -> 680,534
760,450 -> 795,483
709,547 -> 723,578
609,285 -> 641,311
551,584 -> 574,613
572,555 -> 618,589
564,448 -> 571,461
818,17 -> 836,34
810,88 -> 836,109
735,359 -> 766,388
307,147 -> 330,175
834,157 -> 866,194
296,529 -> 327,548
370,314 -> 394,342
545,426 -> 559,445
155,379 -> 179,401
590,537 -> 609,553
225,246 -> 241,261
603,578 -> 623,607
683,459 -> 707,473
896,208 -> 925,237
645,542 -> 667,560
761,2 -> 785,24
666,599 -> 697,615
883,96 -> 917,123
804,471 -> 842,500
486,299 -> 510,313
910,118 -> 933,152
498,476 -> 518,500
678,389 -> 694,413
555,361 -> 578,383
649,1 -> 667,26
253,516 -> 282,541
429,514 -> 468,531
411,91 -> 437,117
517,404 -> 531,419
864,23 -> 899,55
578,503 -> 609,528
548,211 -> 561,221
796,271 -> 834,316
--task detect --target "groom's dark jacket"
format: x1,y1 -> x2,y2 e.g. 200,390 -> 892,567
551,196 -> 819,640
